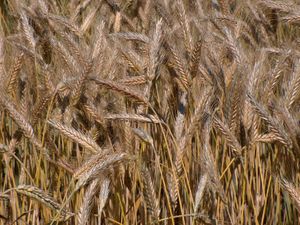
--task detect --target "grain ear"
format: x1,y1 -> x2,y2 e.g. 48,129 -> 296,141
78,179 -> 100,225
141,165 -> 160,221
15,185 -> 74,221
48,119 -> 102,153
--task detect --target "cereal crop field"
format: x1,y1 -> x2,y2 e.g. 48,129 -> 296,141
0,0 -> 300,224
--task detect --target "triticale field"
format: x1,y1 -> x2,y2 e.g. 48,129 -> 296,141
0,0 -> 300,224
